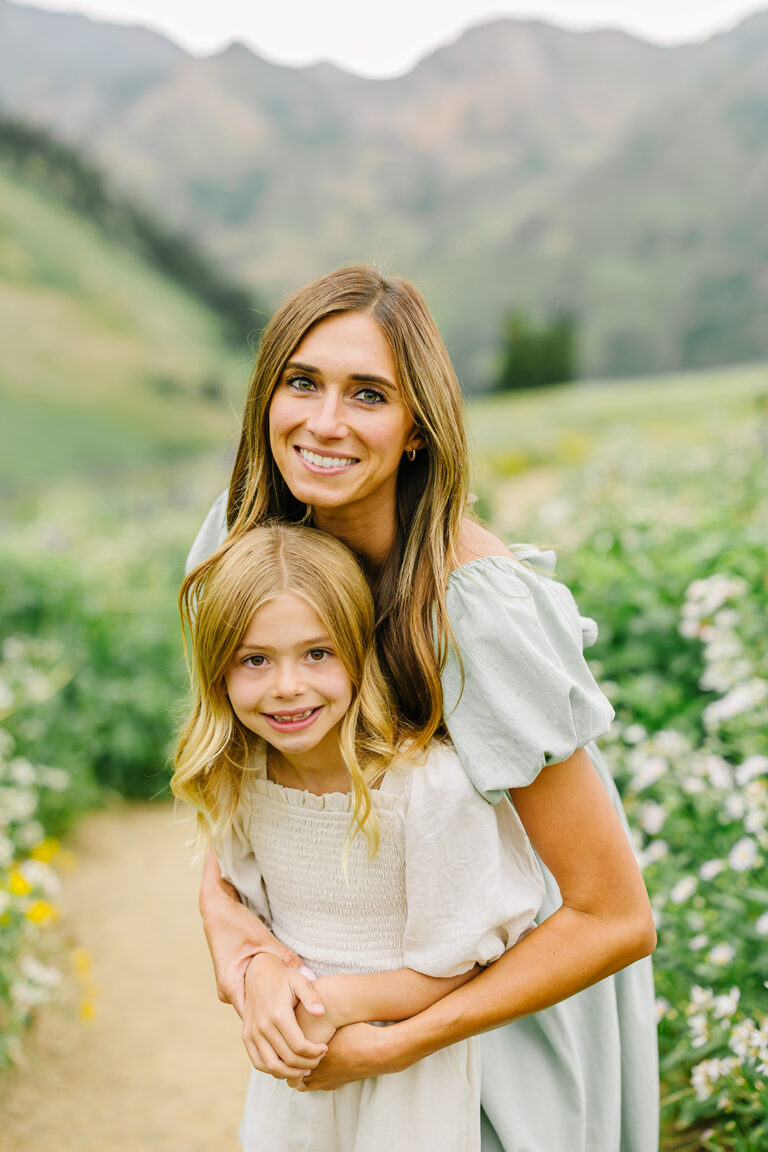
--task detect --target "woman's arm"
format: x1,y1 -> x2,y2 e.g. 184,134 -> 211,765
199,852 -> 312,1014
299,747 -> 656,1089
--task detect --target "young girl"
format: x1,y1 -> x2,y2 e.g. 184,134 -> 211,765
173,523 -> 545,1152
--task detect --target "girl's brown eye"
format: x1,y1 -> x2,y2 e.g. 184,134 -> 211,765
308,649 -> 329,662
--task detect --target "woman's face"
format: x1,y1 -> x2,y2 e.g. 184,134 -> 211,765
268,312 -> 422,518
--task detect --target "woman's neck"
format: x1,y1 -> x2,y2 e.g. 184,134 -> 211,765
311,501 -> 398,576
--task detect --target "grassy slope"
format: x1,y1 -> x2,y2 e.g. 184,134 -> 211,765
0,163 -> 253,493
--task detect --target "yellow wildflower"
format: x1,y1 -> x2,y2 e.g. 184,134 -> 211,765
30,838 -> 60,864
8,869 -> 32,897
25,899 -> 59,924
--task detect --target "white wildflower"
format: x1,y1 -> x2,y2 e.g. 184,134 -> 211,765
703,756 -> 733,790
4,789 -> 37,821
645,839 -> 669,864
712,988 -> 741,1021
40,767 -> 70,792
724,793 -> 747,820
690,934 -> 709,951
19,858 -> 60,899
688,1012 -> 710,1049
682,776 -> 707,795
699,859 -> 725,881
729,837 -> 759,872
630,756 -> 668,792
736,756 -> 768,786
8,758 -> 36,787
16,820 -> 45,850
689,986 -> 715,1010
652,729 -> 691,758
623,723 -> 647,745
0,834 -> 14,867
755,911 -> 768,937
639,801 -> 667,836
670,876 -> 697,904
704,679 -> 768,729
707,943 -> 736,967
655,997 -> 670,1022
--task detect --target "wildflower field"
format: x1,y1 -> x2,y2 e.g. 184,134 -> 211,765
0,363 -> 766,1148
477,365 -> 767,1150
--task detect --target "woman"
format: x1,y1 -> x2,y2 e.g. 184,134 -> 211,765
187,265 -> 659,1152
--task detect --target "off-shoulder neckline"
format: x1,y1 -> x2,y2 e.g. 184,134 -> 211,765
447,548 -> 554,586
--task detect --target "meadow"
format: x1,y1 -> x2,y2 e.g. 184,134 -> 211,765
0,362 -> 766,1149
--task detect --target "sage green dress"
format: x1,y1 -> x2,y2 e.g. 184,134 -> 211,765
187,496 -> 659,1152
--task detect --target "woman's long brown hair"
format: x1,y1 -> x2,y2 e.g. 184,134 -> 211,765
227,265 -> 470,752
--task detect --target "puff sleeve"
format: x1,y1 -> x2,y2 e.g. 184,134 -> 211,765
215,806 -> 272,927
399,743 -> 544,977
185,489 -> 229,575
442,548 -> 615,804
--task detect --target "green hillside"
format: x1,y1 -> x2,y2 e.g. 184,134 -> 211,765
0,160 -> 253,497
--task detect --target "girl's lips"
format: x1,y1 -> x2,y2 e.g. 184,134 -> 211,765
264,706 -> 322,733
295,446 -> 359,475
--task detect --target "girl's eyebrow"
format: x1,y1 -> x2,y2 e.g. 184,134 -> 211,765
284,361 -> 396,391
234,635 -> 333,654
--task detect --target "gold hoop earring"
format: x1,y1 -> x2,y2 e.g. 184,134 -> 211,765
407,448 -> 417,462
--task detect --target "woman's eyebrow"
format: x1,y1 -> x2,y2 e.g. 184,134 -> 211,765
349,373 -> 396,390
284,361 -> 396,391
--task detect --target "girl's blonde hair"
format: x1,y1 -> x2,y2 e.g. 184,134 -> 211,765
172,524 -> 398,856
227,264 -> 470,749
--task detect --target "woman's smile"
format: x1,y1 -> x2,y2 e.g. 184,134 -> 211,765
269,311 -> 422,517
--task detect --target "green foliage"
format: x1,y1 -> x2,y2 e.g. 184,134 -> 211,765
0,525 -> 187,805
0,116 -> 262,344
493,310 -> 577,392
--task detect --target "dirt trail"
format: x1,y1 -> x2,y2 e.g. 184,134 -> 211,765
0,803 -> 250,1151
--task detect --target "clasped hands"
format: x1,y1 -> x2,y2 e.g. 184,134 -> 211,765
242,952 -> 353,1090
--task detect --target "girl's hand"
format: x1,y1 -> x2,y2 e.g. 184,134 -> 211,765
199,852 -> 302,1015
242,953 -> 329,1079
289,1021 -> 399,1091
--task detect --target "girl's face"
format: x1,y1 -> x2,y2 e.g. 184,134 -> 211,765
268,311 -> 423,518
224,592 -> 353,766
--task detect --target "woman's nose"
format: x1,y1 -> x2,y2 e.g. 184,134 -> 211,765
306,391 -> 346,439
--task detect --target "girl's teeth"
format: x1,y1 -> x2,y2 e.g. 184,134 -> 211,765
273,709 -> 314,722
299,449 -> 356,468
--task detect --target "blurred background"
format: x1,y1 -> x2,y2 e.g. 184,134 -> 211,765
0,1 -> 766,1148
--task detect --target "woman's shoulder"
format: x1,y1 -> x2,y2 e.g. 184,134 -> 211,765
454,517 -> 512,570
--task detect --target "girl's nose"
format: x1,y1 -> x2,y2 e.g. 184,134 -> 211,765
273,661 -> 304,698
306,391 -> 346,439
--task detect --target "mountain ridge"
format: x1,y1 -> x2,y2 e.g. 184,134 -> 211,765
2,0 -> 768,386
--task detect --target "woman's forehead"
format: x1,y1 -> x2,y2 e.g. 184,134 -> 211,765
289,312 -> 397,386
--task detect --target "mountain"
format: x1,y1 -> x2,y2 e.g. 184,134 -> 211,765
1,0 -> 767,387
0,134 -> 248,494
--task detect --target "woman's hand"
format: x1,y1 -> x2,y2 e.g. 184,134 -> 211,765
242,954 -> 329,1079
199,852 -> 302,1015
289,1020 -> 399,1091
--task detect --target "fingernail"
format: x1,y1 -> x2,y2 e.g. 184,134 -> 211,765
299,965 -> 318,981
302,1070 -> 311,1078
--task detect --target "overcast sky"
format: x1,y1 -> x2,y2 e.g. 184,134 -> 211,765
14,0 -> 767,75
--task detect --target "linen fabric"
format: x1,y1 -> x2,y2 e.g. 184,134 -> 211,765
217,740 -> 545,1152
187,495 -> 660,1152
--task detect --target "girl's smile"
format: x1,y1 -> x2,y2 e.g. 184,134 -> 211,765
224,592 -> 354,788
268,311 -> 422,519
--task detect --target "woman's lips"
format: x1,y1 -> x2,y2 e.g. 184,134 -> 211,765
295,446 -> 359,474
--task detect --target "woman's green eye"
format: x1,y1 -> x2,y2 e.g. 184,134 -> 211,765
286,375 -> 316,391
357,388 -> 386,405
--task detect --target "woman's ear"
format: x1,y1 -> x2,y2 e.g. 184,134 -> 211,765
405,428 -> 426,453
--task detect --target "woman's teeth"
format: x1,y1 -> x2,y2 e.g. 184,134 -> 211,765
299,448 -> 357,469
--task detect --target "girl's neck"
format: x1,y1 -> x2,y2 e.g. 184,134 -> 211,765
266,744 -> 352,796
